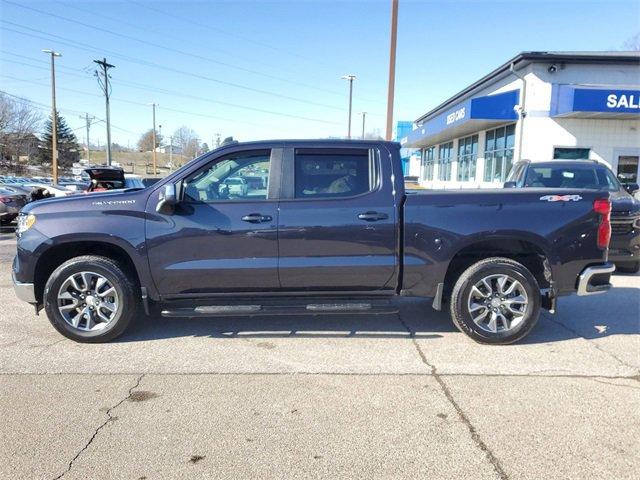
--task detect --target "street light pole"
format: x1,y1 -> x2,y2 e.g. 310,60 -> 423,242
385,0 -> 399,141
43,49 -> 61,183
94,58 -> 115,165
360,112 -> 367,140
149,103 -> 158,175
342,74 -> 356,139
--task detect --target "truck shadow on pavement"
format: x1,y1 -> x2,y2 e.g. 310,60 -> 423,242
116,285 -> 639,344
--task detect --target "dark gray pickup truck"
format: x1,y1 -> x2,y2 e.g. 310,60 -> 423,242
12,140 -> 614,344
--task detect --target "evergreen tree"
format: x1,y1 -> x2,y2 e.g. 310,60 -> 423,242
38,111 -> 80,168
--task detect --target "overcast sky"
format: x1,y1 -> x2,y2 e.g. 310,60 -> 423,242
1,0 -> 638,147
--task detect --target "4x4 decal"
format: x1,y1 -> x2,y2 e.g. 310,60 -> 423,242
539,194 -> 582,202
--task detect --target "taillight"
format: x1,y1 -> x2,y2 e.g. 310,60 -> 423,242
594,199 -> 611,249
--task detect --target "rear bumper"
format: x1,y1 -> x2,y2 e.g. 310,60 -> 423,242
576,263 -> 615,296
11,270 -> 36,304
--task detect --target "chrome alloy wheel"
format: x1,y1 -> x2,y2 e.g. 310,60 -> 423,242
467,274 -> 529,333
57,271 -> 119,332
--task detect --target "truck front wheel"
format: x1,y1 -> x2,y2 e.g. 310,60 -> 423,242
43,255 -> 139,343
449,257 -> 541,345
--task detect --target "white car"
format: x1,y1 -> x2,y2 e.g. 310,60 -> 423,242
223,177 -> 248,196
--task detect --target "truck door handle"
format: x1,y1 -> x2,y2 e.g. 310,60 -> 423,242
241,213 -> 272,223
357,211 -> 388,222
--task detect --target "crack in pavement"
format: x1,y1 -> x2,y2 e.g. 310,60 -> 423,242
545,315 -> 640,374
398,317 -> 509,480
51,373 -> 145,480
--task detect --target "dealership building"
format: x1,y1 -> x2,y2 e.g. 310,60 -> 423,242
401,51 -> 640,188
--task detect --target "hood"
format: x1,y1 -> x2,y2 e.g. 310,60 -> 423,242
22,188 -> 146,215
84,167 -> 125,182
610,188 -> 640,215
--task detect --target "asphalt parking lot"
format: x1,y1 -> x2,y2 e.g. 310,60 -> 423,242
1,224 -> 638,480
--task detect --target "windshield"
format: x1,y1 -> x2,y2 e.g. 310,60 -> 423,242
524,165 -> 620,191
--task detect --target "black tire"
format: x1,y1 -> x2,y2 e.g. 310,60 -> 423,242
615,261 -> 640,274
449,257 -> 541,345
44,255 -> 139,343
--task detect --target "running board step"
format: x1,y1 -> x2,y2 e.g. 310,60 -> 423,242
160,302 -> 396,318
306,303 -> 371,312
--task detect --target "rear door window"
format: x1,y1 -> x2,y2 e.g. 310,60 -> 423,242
294,148 -> 379,199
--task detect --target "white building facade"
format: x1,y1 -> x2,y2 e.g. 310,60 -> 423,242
402,52 -> 640,189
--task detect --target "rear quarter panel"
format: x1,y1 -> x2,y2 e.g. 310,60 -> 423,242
403,188 -> 608,296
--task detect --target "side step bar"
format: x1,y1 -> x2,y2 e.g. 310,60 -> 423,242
161,302 -> 397,318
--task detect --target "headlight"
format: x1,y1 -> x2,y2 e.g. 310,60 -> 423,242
16,213 -> 36,235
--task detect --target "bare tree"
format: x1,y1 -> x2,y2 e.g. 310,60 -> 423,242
0,93 -> 42,167
137,128 -> 162,152
173,126 -> 200,161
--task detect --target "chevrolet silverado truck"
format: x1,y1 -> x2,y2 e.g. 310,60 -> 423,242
12,140 -> 615,344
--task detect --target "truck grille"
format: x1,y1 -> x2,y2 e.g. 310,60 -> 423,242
611,220 -> 634,236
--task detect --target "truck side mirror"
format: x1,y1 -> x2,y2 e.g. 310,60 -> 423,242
624,183 -> 639,195
503,181 -> 517,188
156,184 -> 177,213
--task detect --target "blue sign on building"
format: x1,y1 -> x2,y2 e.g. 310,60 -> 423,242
551,85 -> 640,116
403,89 -> 520,148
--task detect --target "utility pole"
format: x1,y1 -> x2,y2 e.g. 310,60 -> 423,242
43,49 -> 61,183
149,103 -> 158,175
360,112 -> 367,140
94,57 -> 115,165
342,75 -> 356,139
79,113 -> 95,163
385,0 -> 399,141
169,135 -> 173,171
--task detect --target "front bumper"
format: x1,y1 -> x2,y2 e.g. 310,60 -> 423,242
576,263 -> 615,296
11,270 -> 36,304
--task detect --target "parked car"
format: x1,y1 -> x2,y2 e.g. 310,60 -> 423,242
59,181 -> 90,192
0,187 -> 28,225
222,176 -> 249,196
0,184 -> 36,202
124,174 -> 145,189
506,160 -> 640,273
12,140 -> 615,344
22,183 -> 73,198
82,167 -> 145,192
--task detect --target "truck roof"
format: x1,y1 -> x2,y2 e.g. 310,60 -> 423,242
210,139 -> 400,150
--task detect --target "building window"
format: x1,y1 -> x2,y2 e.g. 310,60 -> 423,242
422,146 -> 435,181
617,155 -> 639,184
484,124 -> 515,182
438,142 -> 453,181
553,147 -> 591,160
457,134 -> 478,182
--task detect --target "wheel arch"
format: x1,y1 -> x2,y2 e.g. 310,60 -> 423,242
34,240 -> 142,304
442,236 -> 553,302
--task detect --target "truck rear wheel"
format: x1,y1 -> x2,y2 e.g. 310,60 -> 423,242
449,257 -> 541,345
43,255 -> 139,343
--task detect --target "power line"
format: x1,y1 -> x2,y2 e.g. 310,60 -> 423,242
0,12 -> 348,112
60,0 -> 365,101
0,89 -> 138,135
0,55 -> 343,125
1,76 -> 334,133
